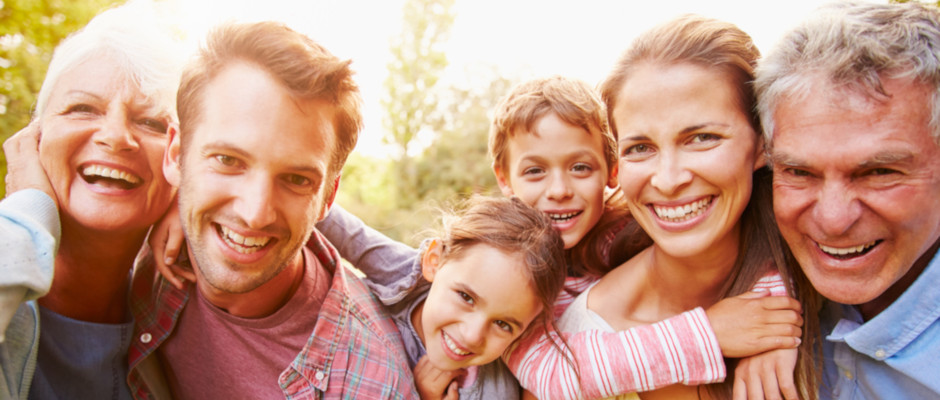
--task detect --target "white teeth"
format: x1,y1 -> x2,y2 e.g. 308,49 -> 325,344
219,225 -> 270,254
443,333 -> 469,356
818,241 -> 877,256
82,165 -> 142,185
653,198 -> 711,222
548,211 -> 581,222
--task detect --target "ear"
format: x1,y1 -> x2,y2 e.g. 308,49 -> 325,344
421,239 -> 443,282
607,163 -> 619,189
493,163 -> 514,197
318,175 -> 341,221
163,123 -> 182,188
753,135 -> 768,171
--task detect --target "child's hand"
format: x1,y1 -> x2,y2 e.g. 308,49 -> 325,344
149,201 -> 194,289
3,121 -> 54,200
706,290 -> 803,358
414,355 -> 462,400
732,348 -> 799,400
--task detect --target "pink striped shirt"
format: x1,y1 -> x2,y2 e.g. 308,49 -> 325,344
506,273 -> 786,399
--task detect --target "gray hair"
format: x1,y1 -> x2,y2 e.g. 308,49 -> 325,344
755,1 -> 940,144
34,0 -> 184,122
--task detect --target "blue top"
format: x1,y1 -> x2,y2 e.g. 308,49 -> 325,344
820,247 -> 940,399
29,306 -> 134,400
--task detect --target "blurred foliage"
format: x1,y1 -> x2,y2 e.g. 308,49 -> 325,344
0,0 -> 125,198
337,0 -> 513,246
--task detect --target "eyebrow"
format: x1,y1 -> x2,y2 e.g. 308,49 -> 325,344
772,149 -> 915,169
618,123 -> 731,143
455,283 -> 524,329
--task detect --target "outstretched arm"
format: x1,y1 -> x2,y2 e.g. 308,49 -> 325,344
314,205 -> 422,305
508,276 -> 802,399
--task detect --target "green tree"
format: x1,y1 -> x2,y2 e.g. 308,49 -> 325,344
381,0 -> 455,208
0,0 -> 125,197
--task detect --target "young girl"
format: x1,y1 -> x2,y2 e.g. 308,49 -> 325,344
388,195 -> 567,399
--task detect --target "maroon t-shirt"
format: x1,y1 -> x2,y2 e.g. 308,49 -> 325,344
160,248 -> 331,399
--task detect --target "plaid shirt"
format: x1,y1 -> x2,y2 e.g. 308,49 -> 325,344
126,230 -> 418,399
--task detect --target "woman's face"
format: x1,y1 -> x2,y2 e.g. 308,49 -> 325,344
38,55 -> 176,235
613,62 -> 763,260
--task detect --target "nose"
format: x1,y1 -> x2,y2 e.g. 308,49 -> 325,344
462,317 -> 488,349
812,180 -> 861,237
233,174 -> 277,229
546,171 -> 573,201
649,151 -> 691,195
93,113 -> 140,153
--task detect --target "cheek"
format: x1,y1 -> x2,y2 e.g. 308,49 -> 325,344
508,181 -> 542,207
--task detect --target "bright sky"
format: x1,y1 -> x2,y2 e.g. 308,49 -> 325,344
170,0 -> 847,158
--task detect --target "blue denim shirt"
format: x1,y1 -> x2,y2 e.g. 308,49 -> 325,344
821,248 -> 940,399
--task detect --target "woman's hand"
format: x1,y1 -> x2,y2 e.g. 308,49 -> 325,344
149,201 -> 194,289
413,355 -> 462,400
3,121 -> 54,201
706,290 -> 803,358
733,348 -> 799,400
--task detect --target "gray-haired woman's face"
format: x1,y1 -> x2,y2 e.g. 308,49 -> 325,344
38,55 -> 176,233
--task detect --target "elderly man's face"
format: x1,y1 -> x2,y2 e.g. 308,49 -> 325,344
770,76 -> 940,311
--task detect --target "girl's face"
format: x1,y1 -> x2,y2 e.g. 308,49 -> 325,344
38,55 -> 176,235
613,62 -> 763,260
495,112 -> 616,249
415,242 -> 543,370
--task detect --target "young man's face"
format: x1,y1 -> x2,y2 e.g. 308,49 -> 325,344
770,76 -> 940,312
495,112 -> 616,249
165,61 -> 337,298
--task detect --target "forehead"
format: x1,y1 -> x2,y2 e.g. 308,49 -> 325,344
770,77 -> 935,166
190,62 -> 335,160
506,114 -> 605,161
46,57 -> 159,110
614,63 -> 747,132
441,245 -> 540,310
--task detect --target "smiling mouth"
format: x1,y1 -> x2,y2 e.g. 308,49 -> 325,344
217,224 -> 271,254
652,197 -> 712,222
443,332 -> 470,356
817,240 -> 881,260
546,211 -> 582,223
80,165 -> 143,189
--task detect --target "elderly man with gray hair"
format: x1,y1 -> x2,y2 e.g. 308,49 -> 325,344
755,1 -> 940,398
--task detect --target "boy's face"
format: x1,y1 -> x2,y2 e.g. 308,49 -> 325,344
495,113 -> 616,249
416,243 -> 542,370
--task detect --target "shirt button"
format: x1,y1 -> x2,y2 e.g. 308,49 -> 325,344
843,370 -> 853,380
875,349 -> 886,359
315,371 -> 325,381
140,333 -> 152,344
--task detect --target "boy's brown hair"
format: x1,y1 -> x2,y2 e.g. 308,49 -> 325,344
488,76 -> 616,176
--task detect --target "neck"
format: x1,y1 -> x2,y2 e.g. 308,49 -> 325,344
857,237 -> 940,320
197,251 -> 307,318
39,220 -> 147,323
645,243 -> 737,309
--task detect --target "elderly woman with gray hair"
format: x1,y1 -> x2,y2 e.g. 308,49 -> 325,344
0,2 -> 184,398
